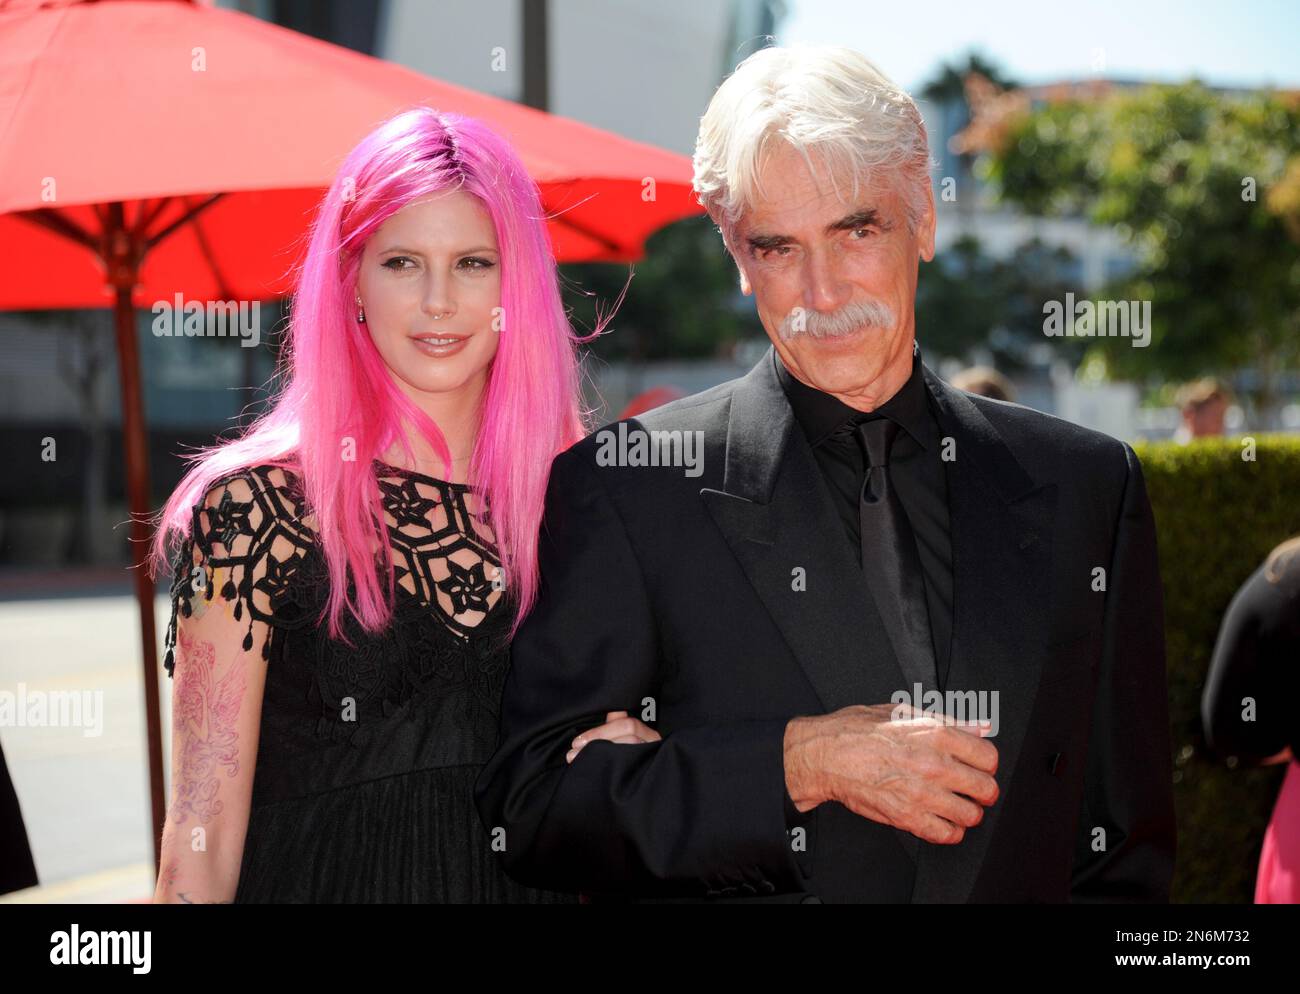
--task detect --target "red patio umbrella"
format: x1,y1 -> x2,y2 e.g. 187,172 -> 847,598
0,0 -> 701,865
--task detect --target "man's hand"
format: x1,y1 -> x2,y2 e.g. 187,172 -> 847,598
784,703 -> 998,844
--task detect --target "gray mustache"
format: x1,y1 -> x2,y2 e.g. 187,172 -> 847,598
779,299 -> 895,340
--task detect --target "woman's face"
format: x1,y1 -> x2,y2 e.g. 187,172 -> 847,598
355,190 -> 502,411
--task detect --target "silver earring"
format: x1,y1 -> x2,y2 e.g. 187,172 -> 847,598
356,296 -> 366,324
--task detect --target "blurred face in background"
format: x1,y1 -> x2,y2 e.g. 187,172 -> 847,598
1183,397 -> 1227,438
731,143 -> 935,411
356,190 -> 501,417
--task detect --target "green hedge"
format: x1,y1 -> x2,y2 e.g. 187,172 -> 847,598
1133,435 -> 1300,903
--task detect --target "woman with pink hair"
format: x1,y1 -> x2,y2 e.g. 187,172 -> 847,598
150,107 -> 655,903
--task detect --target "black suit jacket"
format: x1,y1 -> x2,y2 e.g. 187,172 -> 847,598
475,347 -> 1176,902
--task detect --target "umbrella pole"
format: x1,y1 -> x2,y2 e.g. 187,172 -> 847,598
105,208 -> 166,871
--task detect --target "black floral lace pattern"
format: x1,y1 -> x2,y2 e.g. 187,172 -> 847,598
164,464 -> 315,672
163,461 -> 512,746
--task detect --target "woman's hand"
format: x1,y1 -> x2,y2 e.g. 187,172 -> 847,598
566,710 -> 660,763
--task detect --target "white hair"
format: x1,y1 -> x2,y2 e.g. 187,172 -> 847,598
693,46 -> 935,251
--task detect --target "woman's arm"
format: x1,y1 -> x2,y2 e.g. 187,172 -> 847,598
154,554 -> 269,904
153,471 -> 287,904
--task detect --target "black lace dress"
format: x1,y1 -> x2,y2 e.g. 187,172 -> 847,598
162,461 -> 574,904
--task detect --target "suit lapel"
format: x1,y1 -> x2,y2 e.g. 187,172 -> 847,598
699,348 -> 1056,903
700,350 -> 911,713
909,367 -> 1057,902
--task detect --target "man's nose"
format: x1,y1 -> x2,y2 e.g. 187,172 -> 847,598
801,246 -> 851,313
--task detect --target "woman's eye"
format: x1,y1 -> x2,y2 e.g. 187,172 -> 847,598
458,257 -> 495,271
382,256 -> 415,271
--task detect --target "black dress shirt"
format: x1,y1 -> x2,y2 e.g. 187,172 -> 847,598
773,344 -> 954,687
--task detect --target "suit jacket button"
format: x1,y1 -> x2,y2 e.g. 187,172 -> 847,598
801,894 -> 822,904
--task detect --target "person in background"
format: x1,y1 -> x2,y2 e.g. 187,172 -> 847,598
0,740 -> 38,895
950,366 -> 1016,403
1203,536 -> 1300,903
1174,378 -> 1229,442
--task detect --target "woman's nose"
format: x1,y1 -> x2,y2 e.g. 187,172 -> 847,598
422,273 -> 456,318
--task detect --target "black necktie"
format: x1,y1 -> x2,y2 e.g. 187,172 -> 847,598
854,417 -> 939,691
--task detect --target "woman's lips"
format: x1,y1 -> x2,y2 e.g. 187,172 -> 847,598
410,333 -> 470,358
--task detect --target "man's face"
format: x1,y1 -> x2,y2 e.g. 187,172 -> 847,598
731,143 -> 935,408
1185,398 -> 1227,438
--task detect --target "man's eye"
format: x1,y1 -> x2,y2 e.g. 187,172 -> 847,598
850,227 -> 875,240
759,246 -> 793,260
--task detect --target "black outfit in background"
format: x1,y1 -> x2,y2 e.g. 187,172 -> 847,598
477,344 -> 1176,903
164,462 -> 573,904
0,739 -> 38,895
1202,548 -> 1300,760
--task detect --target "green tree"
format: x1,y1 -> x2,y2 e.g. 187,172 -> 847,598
917,234 -> 1085,370
982,82 -> 1300,417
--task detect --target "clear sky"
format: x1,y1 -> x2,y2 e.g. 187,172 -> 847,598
778,0 -> 1300,93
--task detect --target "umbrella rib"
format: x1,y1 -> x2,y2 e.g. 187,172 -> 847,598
550,211 -> 624,255
12,207 -> 97,250
133,197 -> 174,238
145,192 -> 225,251
187,202 -> 235,301
542,184 -> 626,256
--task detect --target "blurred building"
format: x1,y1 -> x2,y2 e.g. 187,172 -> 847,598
379,0 -> 783,155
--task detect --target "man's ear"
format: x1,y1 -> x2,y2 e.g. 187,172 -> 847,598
737,261 -> 752,296
918,180 -> 937,263
716,215 -> 753,295
727,242 -> 753,295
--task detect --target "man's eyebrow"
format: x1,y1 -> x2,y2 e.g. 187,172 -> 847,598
826,208 -> 885,232
744,232 -> 795,251
744,208 -> 887,251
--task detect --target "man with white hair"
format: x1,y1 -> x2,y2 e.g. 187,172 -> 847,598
477,46 -> 1175,902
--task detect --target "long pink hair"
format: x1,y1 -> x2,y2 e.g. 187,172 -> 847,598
152,107 -> 600,640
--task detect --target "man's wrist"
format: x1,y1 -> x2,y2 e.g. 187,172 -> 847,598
783,716 -> 824,814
